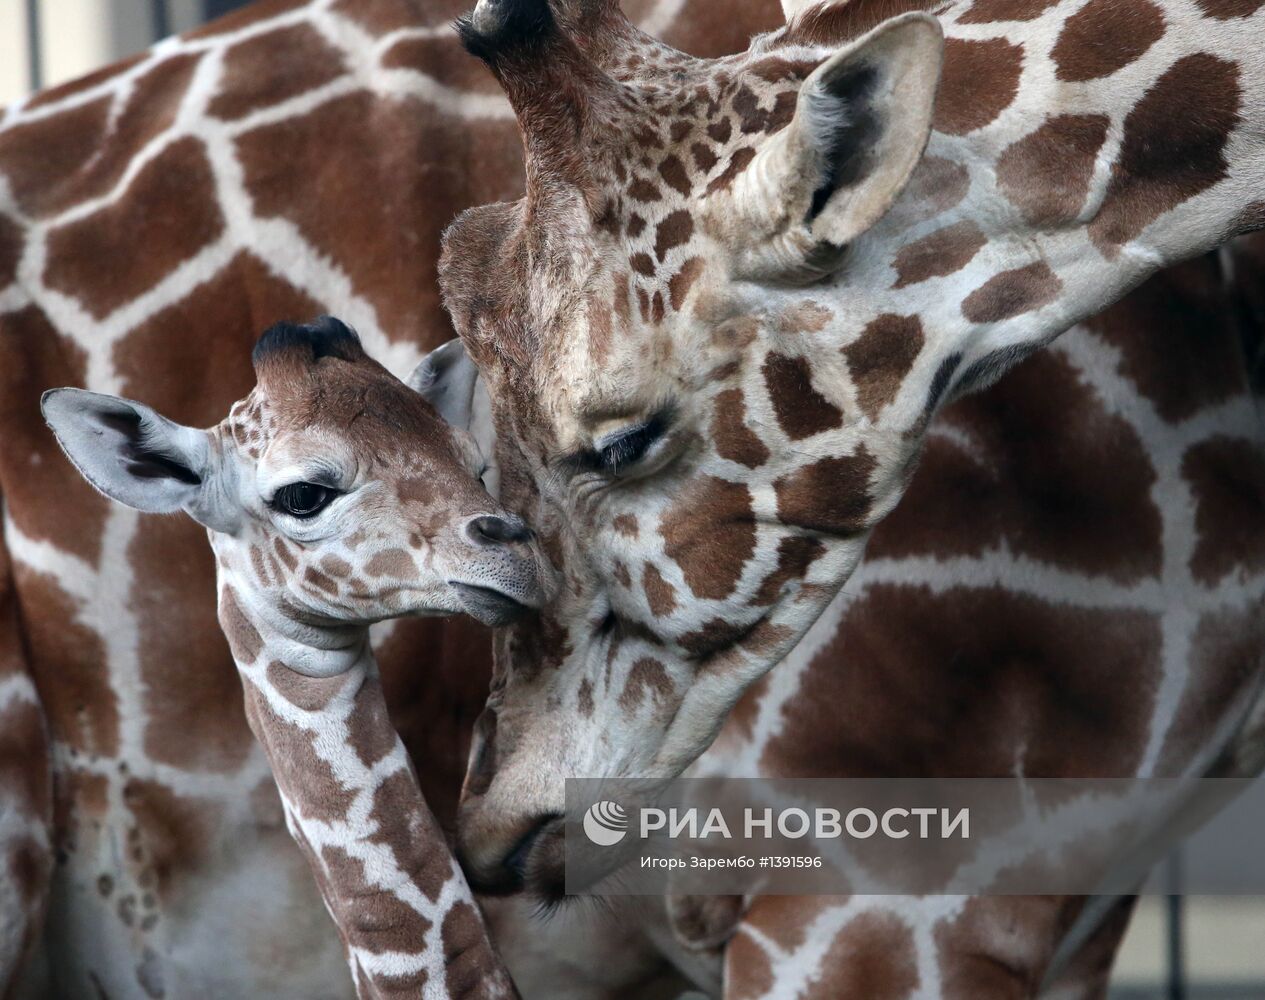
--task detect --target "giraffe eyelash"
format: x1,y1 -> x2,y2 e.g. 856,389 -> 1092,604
568,408 -> 674,477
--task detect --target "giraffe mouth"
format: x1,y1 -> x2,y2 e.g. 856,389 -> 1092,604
450,582 -> 534,627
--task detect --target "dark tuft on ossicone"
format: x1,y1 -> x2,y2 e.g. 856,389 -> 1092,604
456,0 -> 555,67
252,316 -> 367,368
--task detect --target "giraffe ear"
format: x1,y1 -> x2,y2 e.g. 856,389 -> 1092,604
407,339 -> 480,431
41,388 -> 236,533
710,13 -> 944,283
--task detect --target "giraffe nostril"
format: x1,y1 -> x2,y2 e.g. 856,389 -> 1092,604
464,513 -> 533,548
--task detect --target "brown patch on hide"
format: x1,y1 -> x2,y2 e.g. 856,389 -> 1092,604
670,258 -> 705,311
0,98 -> 110,216
960,0 -> 1059,22
1089,254 -> 1248,422
774,448 -> 877,537
619,657 -> 673,713
17,569 -> 119,755
997,115 -> 1110,226
44,138 -> 224,318
1194,0 -> 1265,16
868,349 -> 1163,582
810,912 -> 919,998
219,587 -> 263,665
753,537 -> 826,606
1052,0 -> 1166,82
891,221 -> 987,288
121,779 -> 220,901
381,34 -> 501,93
843,314 -> 925,420
643,564 -> 679,617
210,25 -> 347,120
0,307 -> 109,565
660,476 -> 756,600
1089,54 -> 1240,253
712,388 -> 770,469
761,584 -> 1160,779
1183,436 -> 1265,584
762,354 -> 843,440
962,262 -> 1061,323
237,90 -> 523,343
934,39 -> 1023,136
132,513 -> 252,773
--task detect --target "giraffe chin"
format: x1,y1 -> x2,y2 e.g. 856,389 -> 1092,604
451,582 -> 536,627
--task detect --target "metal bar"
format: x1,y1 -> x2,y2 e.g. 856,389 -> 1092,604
1165,851 -> 1186,1000
24,0 -> 42,92
151,0 -> 171,41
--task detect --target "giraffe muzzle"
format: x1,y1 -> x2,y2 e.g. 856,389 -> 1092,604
449,512 -> 549,625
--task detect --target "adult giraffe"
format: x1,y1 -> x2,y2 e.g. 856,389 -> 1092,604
0,0 -> 781,996
0,0 -> 1260,997
438,0 -> 1265,994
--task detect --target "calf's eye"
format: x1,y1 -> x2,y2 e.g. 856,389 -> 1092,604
273,482 -> 337,519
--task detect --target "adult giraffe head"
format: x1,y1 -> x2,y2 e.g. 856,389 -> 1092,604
438,0 -> 1261,894
42,317 -> 550,664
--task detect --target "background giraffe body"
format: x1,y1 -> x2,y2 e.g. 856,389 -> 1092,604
1,0 -> 1263,997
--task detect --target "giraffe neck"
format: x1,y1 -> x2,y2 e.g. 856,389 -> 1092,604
214,572 -> 514,1000
830,0 -> 1263,397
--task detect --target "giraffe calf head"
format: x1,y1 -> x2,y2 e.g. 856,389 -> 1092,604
42,318 -> 550,655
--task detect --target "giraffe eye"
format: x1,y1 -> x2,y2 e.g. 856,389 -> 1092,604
597,423 -> 660,475
272,482 -> 337,519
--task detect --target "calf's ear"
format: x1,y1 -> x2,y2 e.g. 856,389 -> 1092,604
41,388 -> 234,533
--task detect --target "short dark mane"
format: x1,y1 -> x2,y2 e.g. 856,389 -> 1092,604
252,316 -> 366,367
455,0 -> 556,68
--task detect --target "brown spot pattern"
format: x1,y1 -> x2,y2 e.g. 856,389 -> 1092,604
753,537 -> 826,606
669,257 -> 705,311
44,138 -> 225,318
1194,0 -> 1265,16
712,388 -> 770,469
219,587 -> 263,664
843,314 -> 925,420
934,39 -> 1023,136
959,0 -> 1058,22
774,447 -> 877,537
619,657 -> 673,712
654,210 -> 694,262
209,25 -> 346,120
643,564 -> 679,617
762,353 -> 844,440
961,262 -> 1062,323
660,476 -> 756,600
1183,437 -> 1265,584
891,221 -> 987,289
1089,54 -> 1240,253
869,349 -> 1164,582
997,115 -> 1110,226
1052,0 -> 1166,82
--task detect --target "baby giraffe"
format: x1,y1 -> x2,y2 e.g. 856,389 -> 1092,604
42,318 -> 534,999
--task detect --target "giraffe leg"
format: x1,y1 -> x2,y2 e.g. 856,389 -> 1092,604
0,492 -> 54,995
